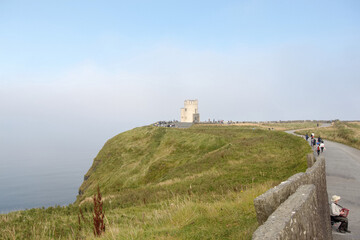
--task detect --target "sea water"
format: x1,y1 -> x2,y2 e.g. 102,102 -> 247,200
0,128 -> 103,214
0,152 -> 92,214
0,118 -> 133,214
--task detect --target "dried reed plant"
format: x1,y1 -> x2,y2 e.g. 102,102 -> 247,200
93,185 -> 105,236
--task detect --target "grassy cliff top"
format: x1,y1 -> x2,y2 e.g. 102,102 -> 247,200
1,124 -> 311,239
78,125 -> 309,206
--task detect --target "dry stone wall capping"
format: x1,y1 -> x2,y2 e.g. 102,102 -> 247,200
253,155 -> 332,239
252,184 -> 321,240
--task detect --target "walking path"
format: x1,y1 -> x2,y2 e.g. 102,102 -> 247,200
288,127 -> 360,239
320,139 -> 360,239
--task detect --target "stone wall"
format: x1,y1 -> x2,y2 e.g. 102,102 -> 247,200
253,155 -> 332,239
252,184 -> 321,239
304,156 -> 332,238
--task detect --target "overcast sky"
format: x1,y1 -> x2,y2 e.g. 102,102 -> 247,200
1,1 -> 360,169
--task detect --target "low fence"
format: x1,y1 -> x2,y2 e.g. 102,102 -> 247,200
252,154 -> 332,239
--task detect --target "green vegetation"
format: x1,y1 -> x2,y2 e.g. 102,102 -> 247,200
296,121 -> 360,150
0,125 -> 311,239
258,121 -> 321,131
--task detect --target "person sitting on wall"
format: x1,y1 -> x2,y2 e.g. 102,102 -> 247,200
330,195 -> 351,233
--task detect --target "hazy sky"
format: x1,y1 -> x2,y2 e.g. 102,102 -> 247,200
1,1 -> 360,162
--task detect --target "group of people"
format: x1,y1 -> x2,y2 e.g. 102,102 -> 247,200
305,133 -> 325,156
153,121 -> 177,128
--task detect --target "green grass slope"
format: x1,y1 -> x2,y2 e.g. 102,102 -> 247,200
78,125 -> 309,206
0,125 -> 311,240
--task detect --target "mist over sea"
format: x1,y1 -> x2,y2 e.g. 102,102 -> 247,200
0,121 -> 130,214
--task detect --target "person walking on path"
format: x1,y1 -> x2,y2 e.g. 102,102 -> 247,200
320,141 -> 325,153
330,195 -> 351,233
312,138 -> 316,147
305,133 -> 309,141
316,145 -> 321,156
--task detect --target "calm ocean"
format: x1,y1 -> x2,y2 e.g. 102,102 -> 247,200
0,129 -> 100,214
0,119 -> 131,214
0,156 -> 91,214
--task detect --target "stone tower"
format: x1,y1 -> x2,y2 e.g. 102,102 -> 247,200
180,99 -> 200,123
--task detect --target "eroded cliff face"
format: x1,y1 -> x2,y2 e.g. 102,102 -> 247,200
78,158 -> 102,196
